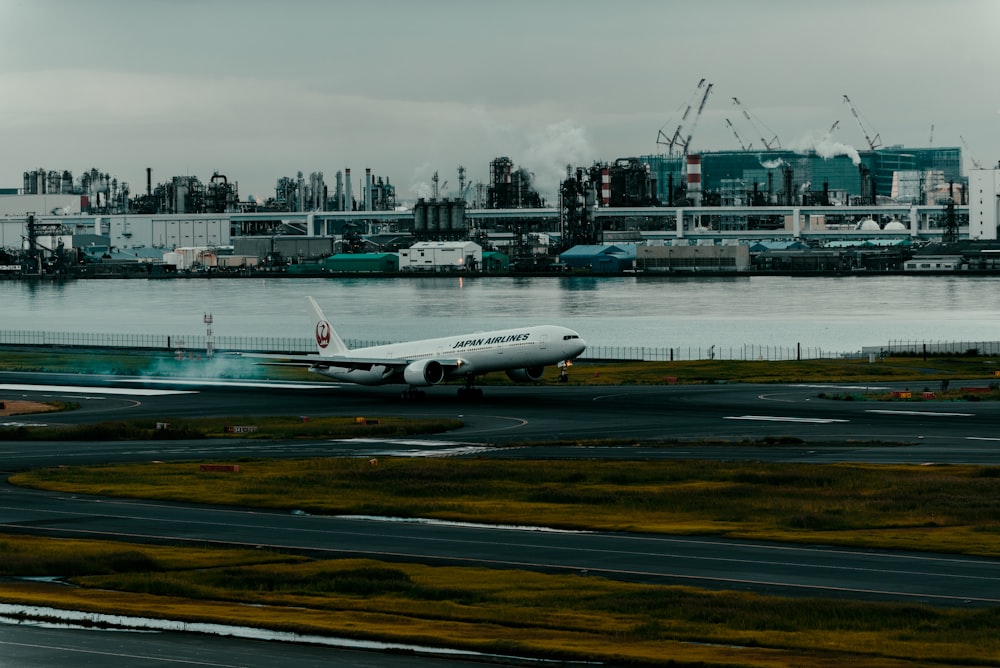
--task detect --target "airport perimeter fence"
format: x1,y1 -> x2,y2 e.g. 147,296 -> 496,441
862,340 -> 1000,357
585,345 -> 856,362
0,329 -> 862,361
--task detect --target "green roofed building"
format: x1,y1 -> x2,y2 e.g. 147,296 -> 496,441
323,253 -> 399,273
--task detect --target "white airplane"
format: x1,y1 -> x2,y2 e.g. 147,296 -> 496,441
244,297 -> 587,398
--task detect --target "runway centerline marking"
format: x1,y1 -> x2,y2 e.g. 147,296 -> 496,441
866,409 -> 975,417
790,384 -> 892,390
724,415 -> 849,424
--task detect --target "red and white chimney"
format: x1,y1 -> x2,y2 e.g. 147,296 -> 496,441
686,154 -> 702,206
601,167 -> 610,206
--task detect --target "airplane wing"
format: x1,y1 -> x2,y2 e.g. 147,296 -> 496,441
235,352 -> 466,371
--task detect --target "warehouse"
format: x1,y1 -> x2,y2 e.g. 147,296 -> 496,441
399,241 -> 482,272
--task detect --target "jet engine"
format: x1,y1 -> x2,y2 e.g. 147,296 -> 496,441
403,359 -> 445,386
505,366 -> 545,383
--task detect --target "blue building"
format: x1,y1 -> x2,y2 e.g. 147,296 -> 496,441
559,244 -> 637,272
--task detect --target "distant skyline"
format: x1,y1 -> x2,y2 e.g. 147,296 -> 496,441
2,0 -> 998,203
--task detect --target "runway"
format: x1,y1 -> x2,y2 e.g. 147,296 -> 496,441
3,372 -> 1000,664
4,371 -> 1000,466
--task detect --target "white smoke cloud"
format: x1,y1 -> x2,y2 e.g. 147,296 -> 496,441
792,132 -> 861,166
518,120 -> 596,202
760,158 -> 784,169
409,162 -> 434,200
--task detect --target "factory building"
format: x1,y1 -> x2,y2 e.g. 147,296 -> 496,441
637,244 -> 750,273
968,166 -> 1000,240
487,157 -> 545,208
642,146 -> 964,208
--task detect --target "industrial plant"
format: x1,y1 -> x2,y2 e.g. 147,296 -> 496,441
2,81 -> 998,279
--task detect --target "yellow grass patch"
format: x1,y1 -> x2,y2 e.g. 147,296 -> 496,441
0,400 -> 60,417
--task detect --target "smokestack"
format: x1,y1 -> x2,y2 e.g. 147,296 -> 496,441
365,168 -> 372,211
686,154 -> 702,206
345,168 -> 353,211
146,167 -> 152,196
601,167 -> 610,206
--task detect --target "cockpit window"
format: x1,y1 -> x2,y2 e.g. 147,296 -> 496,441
563,335 -> 579,340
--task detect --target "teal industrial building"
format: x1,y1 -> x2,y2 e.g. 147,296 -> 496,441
642,146 -> 963,207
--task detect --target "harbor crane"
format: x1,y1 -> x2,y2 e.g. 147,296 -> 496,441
842,94 -> 882,150
731,97 -> 780,150
960,135 -> 983,169
656,78 -> 713,157
725,118 -> 752,151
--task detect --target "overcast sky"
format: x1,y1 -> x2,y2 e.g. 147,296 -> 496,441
2,0 -> 998,203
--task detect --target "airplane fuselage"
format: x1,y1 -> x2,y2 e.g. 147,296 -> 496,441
309,324 -> 585,386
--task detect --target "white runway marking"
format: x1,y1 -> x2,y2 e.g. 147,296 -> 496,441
329,438 -> 497,457
118,378 -> 338,390
725,415 -> 849,424
0,383 -> 195,396
866,409 -> 974,417
332,438 -> 481,447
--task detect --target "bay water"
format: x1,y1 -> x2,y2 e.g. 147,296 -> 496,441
3,275 -> 999,358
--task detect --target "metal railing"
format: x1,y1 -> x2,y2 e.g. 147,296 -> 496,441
582,344 -> 852,361
0,329 -> 862,361
862,340 -> 1000,357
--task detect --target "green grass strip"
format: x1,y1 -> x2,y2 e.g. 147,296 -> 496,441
13,458 -> 1000,556
2,534 -> 999,667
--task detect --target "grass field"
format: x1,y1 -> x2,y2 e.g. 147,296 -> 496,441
3,535 -> 999,667
13,458 -> 1000,556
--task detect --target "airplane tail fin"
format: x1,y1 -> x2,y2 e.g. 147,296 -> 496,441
307,296 -> 348,356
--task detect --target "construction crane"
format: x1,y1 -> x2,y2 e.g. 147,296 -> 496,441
960,135 -> 983,169
656,78 -> 713,156
682,81 -> 713,153
725,118 -> 752,151
828,119 -> 840,135
731,97 -> 780,150
842,94 -> 882,150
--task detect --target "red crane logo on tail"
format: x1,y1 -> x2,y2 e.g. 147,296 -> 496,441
315,320 -> 332,349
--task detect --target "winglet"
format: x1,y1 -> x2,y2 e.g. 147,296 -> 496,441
307,296 -> 348,356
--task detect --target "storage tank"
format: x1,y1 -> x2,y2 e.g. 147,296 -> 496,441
427,201 -> 439,232
450,199 -> 465,232
439,200 -> 452,232
413,199 -> 427,232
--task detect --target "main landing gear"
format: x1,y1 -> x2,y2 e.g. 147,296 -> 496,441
401,387 -> 426,399
457,375 -> 484,400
